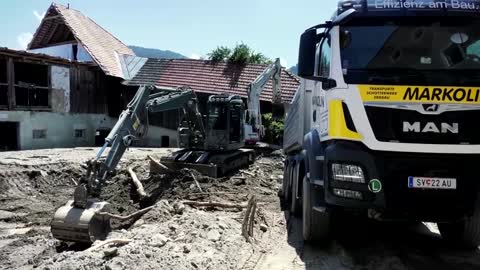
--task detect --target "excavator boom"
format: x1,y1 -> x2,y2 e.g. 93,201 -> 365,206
51,85 -> 254,243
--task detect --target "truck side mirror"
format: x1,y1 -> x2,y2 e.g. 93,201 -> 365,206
298,29 -> 324,78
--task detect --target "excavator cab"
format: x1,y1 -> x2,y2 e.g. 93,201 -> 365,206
205,94 -> 245,151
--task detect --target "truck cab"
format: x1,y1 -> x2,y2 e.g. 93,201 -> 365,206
283,0 -> 480,248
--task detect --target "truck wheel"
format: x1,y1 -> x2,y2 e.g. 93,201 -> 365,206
281,164 -> 291,209
290,173 -> 301,216
438,199 -> 480,249
302,175 -> 330,243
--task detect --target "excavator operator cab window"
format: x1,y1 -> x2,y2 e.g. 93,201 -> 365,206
229,104 -> 242,143
208,104 -> 228,131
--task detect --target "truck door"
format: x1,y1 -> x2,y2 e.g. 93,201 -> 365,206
312,33 -> 331,138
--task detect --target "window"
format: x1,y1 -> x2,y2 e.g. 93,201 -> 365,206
14,62 -> 49,108
74,129 -> 86,139
28,43 -> 93,62
32,129 -> 47,139
318,35 -> 331,77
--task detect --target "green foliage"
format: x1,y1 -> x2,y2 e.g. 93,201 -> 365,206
262,113 -> 284,145
229,43 -> 251,65
207,46 -> 232,62
249,52 -> 272,65
207,43 -> 272,65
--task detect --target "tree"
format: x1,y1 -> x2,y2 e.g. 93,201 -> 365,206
207,43 -> 272,65
207,46 -> 231,62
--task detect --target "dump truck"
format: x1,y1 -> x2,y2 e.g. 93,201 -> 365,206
283,0 -> 480,248
51,85 -> 254,243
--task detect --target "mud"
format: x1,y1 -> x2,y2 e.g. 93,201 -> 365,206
0,148 -> 479,270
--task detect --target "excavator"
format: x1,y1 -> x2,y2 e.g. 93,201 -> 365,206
244,58 -> 282,145
50,85 -> 254,243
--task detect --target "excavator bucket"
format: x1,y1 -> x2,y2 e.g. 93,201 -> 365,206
50,200 -> 111,243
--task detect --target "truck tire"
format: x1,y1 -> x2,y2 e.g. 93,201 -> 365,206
281,163 -> 291,209
438,198 -> 480,249
302,175 -> 330,243
290,171 -> 301,216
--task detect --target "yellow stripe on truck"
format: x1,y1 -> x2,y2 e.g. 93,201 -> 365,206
359,85 -> 480,104
328,99 -> 362,141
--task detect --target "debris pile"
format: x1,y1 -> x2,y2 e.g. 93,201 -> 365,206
0,148 -> 284,270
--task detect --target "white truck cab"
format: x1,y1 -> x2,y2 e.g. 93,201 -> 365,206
283,0 -> 480,248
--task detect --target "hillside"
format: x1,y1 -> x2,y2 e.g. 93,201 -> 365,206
129,45 -> 187,59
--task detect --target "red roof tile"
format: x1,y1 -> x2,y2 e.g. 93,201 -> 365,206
125,58 -> 300,103
28,3 -> 134,78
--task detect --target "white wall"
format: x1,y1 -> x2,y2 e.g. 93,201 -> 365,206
0,111 -> 178,150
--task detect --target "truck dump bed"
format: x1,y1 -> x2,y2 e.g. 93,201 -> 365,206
283,80 -> 310,154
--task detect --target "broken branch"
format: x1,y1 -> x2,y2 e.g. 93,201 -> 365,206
182,200 -> 247,209
242,195 -> 257,242
186,191 -> 240,196
97,205 -> 154,221
128,167 -> 147,198
148,155 -> 172,174
70,178 -> 78,186
239,170 -> 255,176
189,171 -> 203,193
85,238 -> 132,252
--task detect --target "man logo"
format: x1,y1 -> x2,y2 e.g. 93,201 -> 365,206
403,122 -> 459,134
422,104 -> 439,112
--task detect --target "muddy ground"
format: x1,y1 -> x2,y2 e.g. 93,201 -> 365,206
0,148 -> 479,270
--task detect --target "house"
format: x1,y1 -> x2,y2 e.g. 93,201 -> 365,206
120,56 -> 300,134
0,3 -> 299,150
0,47 -> 116,150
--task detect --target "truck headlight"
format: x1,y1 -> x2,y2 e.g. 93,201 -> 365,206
331,163 -> 365,183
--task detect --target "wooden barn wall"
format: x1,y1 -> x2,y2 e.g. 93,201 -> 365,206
69,66 -> 108,114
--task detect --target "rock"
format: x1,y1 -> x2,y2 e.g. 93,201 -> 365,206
158,200 -> 174,213
207,229 -> 221,242
173,202 -> 185,215
183,245 -> 191,253
169,224 -> 178,231
260,224 -> 268,232
191,262 -> 199,268
218,223 -> 228,230
150,234 -> 168,247
0,210 -> 14,221
40,170 -> 48,177
133,219 -> 145,227
103,247 -> 118,257
232,177 -> 246,185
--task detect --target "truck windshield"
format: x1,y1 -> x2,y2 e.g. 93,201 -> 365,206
340,18 -> 480,86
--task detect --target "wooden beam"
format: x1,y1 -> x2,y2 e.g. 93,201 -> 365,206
7,58 -> 15,109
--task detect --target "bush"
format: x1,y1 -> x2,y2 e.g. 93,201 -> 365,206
262,113 -> 284,145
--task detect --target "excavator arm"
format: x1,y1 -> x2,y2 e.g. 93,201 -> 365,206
51,85 -> 202,243
245,58 -> 282,143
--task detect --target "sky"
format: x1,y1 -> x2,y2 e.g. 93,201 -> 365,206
0,0 -> 338,68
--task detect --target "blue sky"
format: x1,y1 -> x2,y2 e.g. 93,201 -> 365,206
0,0 -> 338,67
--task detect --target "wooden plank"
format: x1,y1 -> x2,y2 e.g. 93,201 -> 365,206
7,58 -> 15,109
48,65 -> 52,108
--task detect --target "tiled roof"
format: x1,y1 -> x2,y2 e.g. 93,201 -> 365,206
28,3 -> 134,78
124,58 -> 300,103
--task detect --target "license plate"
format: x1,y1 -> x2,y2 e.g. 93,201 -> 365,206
408,176 -> 457,190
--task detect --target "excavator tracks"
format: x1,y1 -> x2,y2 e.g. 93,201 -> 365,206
160,148 -> 255,178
